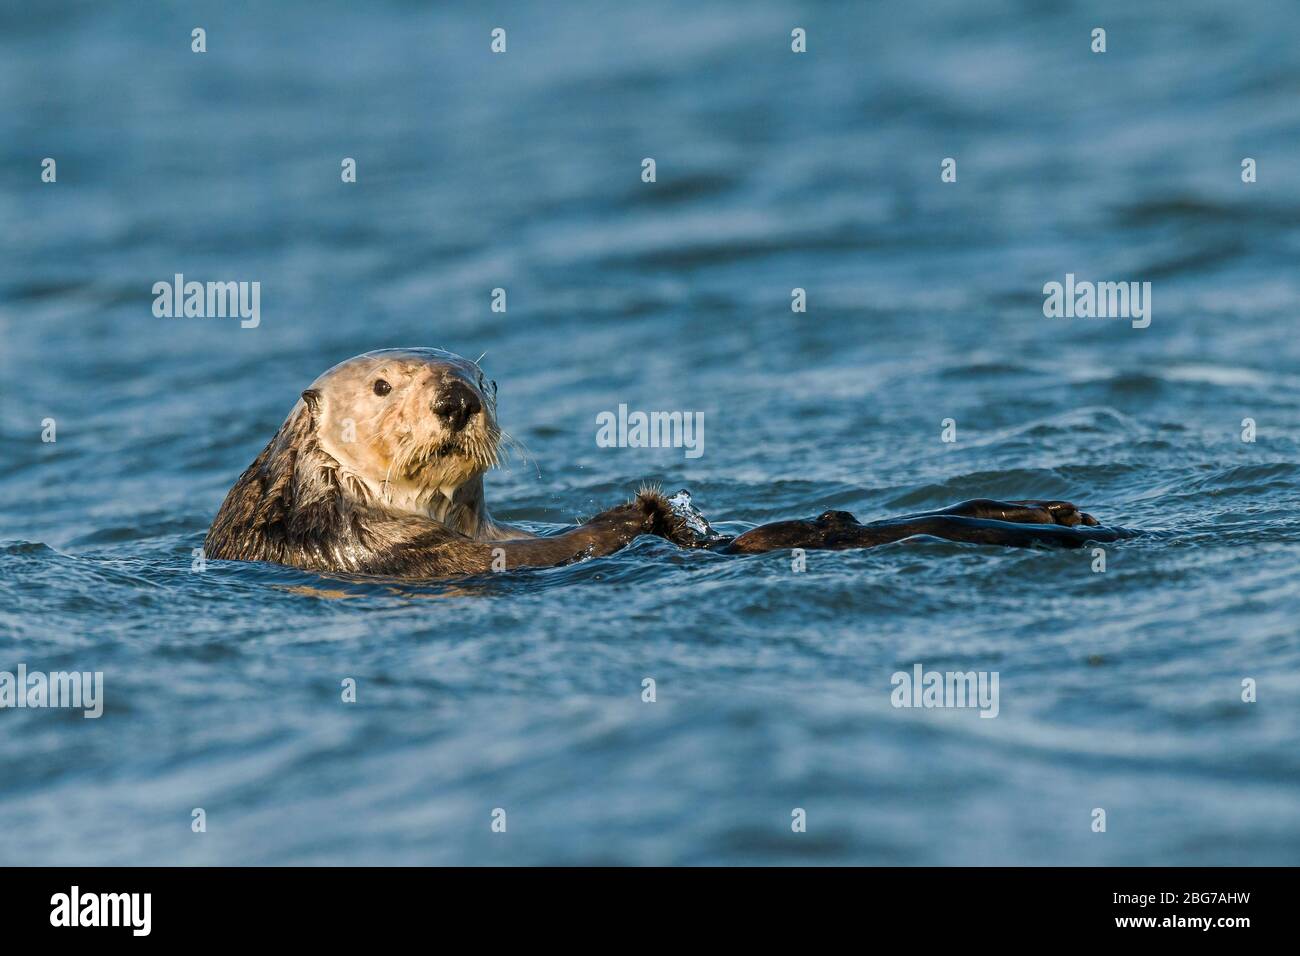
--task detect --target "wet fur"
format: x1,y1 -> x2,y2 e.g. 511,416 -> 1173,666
205,399 -> 689,576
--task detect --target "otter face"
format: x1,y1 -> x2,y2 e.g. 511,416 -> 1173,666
300,348 -> 500,513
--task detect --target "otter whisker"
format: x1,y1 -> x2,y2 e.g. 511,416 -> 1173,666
496,427 -> 539,478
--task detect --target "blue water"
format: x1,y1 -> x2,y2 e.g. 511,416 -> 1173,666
3,0 -> 1299,865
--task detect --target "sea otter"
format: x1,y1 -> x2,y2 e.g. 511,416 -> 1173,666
205,348 -> 1130,577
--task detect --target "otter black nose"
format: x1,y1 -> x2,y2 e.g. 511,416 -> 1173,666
432,380 -> 481,431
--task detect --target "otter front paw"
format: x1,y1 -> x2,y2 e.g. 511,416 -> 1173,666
630,487 -> 698,547
580,488 -> 693,547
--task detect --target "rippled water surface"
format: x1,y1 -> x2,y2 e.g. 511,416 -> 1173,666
2,0 -> 1299,865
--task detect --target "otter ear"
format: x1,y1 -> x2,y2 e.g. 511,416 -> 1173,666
301,388 -> 322,416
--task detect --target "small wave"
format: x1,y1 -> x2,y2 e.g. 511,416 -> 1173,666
0,540 -> 58,557
1112,195 -> 1299,228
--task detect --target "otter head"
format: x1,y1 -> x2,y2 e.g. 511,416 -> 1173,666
299,348 -> 501,523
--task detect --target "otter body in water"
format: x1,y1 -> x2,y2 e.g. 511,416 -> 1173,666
205,348 -> 1131,578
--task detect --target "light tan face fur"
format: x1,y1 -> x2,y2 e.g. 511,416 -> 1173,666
303,348 -> 500,516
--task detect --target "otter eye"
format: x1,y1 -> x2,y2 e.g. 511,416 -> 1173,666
373,379 -> 391,396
